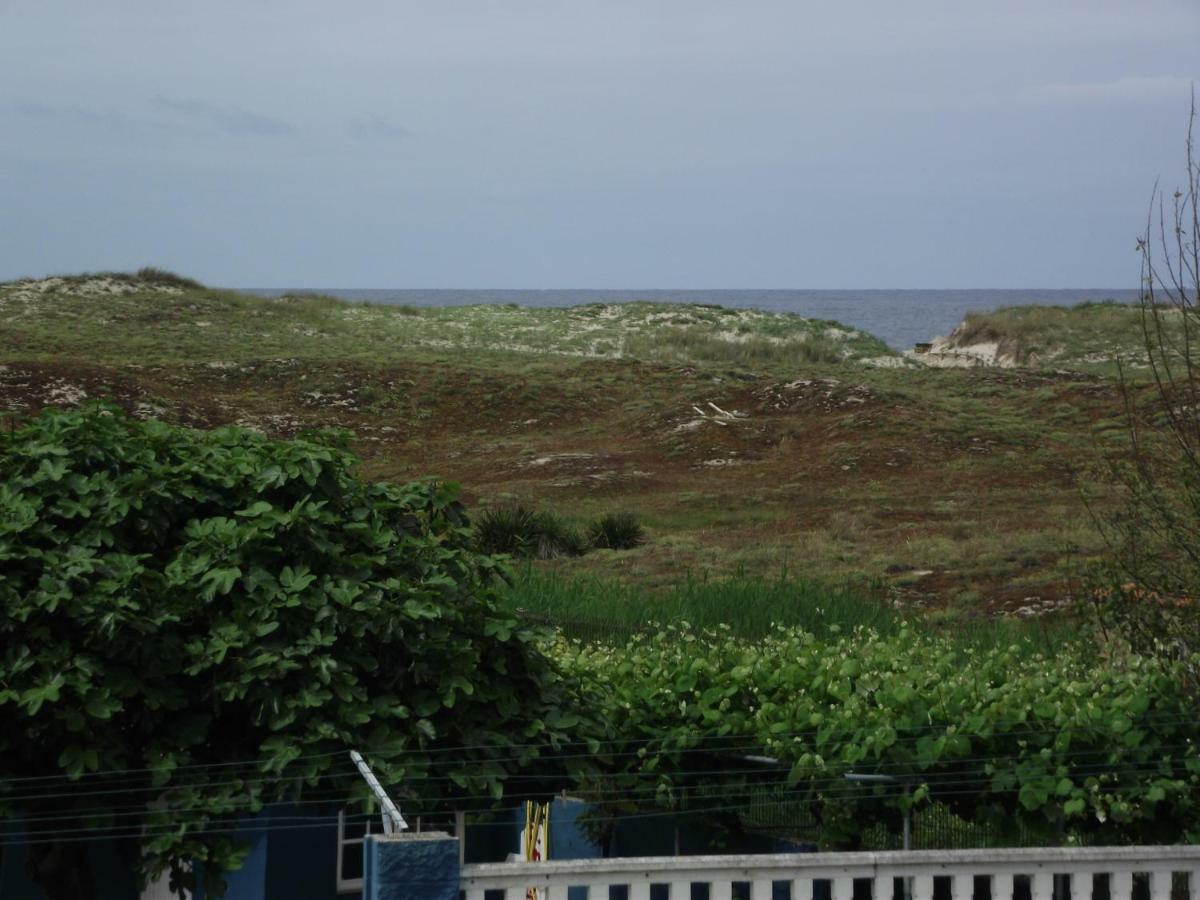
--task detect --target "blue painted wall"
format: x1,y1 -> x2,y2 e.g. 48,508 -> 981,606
2,800 -> 812,900
2,813 -> 276,900
260,806 -> 338,900
364,835 -> 458,900
547,799 -> 602,862
218,826 -> 268,900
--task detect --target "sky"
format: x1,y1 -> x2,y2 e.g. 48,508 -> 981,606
1,0 -> 1197,289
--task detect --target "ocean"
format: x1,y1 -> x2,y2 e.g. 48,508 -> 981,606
244,288 -> 1142,350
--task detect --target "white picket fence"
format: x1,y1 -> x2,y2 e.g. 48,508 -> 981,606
461,846 -> 1200,900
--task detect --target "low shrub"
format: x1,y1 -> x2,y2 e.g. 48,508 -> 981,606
534,511 -> 589,558
587,512 -> 644,549
475,504 -> 587,559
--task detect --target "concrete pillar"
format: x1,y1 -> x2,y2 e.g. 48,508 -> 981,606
364,832 -> 461,900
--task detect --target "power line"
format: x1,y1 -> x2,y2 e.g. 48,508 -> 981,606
7,755 -> 1197,832
2,778 -> 1191,850
2,711 -> 1195,792
2,735 -> 1195,808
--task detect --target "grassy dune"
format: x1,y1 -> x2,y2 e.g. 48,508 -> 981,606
0,271 -> 1135,621
938,301 -> 1180,374
0,274 -> 895,368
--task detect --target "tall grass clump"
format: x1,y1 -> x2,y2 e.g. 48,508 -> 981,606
501,569 -> 897,638
503,569 -> 1076,650
475,504 -> 587,559
587,512 -> 644,549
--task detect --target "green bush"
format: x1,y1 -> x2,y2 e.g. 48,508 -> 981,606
475,504 -> 587,559
587,512 -> 644,550
0,405 -> 588,897
555,623 -> 1200,847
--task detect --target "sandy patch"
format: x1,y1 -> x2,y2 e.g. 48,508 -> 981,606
862,355 -> 911,368
911,337 -> 1018,368
524,452 -> 596,467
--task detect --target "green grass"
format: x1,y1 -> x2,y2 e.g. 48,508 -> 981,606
627,328 -> 847,367
623,318 -> 894,368
501,567 -> 896,637
0,276 -> 898,370
500,568 -> 1074,650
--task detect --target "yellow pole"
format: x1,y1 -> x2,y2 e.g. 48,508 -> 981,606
523,801 -> 550,900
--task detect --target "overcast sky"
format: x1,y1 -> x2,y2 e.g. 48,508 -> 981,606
1,1 -> 1197,288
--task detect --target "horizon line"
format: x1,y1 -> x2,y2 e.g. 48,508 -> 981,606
236,285 -> 1140,293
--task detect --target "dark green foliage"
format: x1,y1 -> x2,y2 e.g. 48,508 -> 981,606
474,504 -> 587,559
0,405 -> 589,897
474,507 -> 641,559
557,624 -> 1200,847
534,512 -> 589,557
586,512 -> 644,550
